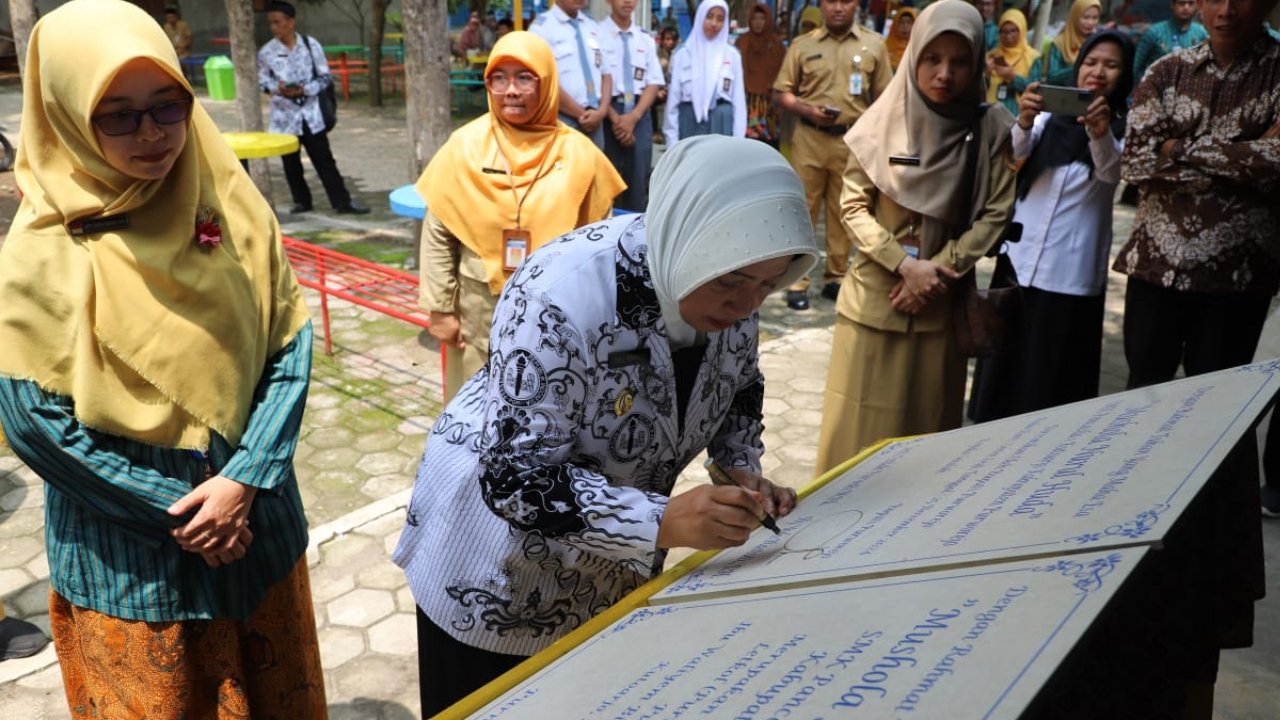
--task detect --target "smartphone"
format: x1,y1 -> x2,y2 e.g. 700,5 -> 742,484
821,105 -> 840,118
1038,85 -> 1093,117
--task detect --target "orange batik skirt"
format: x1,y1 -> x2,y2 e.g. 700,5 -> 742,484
49,558 -> 327,720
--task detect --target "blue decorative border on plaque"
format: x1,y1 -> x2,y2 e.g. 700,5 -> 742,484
600,605 -> 677,638
1031,552 -> 1123,595
1234,359 -> 1280,376
1064,503 -> 1169,545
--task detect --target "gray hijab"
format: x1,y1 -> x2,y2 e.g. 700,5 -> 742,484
646,136 -> 819,347
845,0 -> 989,230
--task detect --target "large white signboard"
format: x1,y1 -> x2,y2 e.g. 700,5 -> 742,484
470,548 -> 1147,720
655,363 -> 1279,603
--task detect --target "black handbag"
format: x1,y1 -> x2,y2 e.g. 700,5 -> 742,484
950,106 -> 1023,358
303,34 -> 338,132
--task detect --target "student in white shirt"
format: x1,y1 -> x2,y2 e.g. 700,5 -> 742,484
663,0 -> 746,144
602,0 -> 665,211
969,30 -> 1135,422
530,0 -> 614,147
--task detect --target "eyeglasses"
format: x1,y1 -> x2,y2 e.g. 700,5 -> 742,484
91,97 -> 194,136
486,72 -> 538,93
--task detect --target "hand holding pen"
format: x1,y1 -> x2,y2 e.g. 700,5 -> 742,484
704,458 -> 785,535
654,462 -> 795,550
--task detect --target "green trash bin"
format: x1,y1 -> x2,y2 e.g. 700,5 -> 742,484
204,55 -> 236,101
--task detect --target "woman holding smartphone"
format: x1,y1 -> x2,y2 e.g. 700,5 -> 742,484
969,30 -> 1134,421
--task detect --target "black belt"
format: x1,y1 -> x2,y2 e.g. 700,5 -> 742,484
800,117 -> 850,135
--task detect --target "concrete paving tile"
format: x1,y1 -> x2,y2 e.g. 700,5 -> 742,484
304,407 -> 346,427
306,426 -> 357,450
310,564 -> 358,605
357,560 -> 405,591
322,533 -> 382,570
318,624 -> 365,670
0,568 -> 32,597
327,693 -> 420,720
396,417 -> 434,436
0,535 -> 43,566
0,485 -> 38,513
0,508 -> 42,538
780,390 -> 824,416
328,588 -> 395,628
384,528 -> 404,557
361,473 -> 410,499
24,553 -> 49,581
785,374 -> 828,394
307,392 -> 342,409
394,585 -> 415,614
356,451 -> 414,477
353,432 -> 403,453
367,612 -> 417,656
780,407 -> 825,429
310,447 -> 367,471
356,510 -> 407,540
8,580 -> 50,617
761,397 -> 789,417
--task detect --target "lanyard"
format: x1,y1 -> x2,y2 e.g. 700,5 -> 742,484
491,129 -> 553,229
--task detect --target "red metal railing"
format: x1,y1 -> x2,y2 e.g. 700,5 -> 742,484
282,235 -> 446,393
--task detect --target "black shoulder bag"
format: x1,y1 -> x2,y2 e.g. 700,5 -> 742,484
951,107 -> 1023,358
302,34 -> 338,132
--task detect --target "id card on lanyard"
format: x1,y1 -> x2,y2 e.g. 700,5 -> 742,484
494,126 -> 552,273
503,228 -> 531,271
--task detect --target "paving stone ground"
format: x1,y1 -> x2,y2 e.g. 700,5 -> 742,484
0,85 -> 1276,719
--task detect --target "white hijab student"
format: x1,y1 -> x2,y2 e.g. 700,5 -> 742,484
664,0 -> 746,143
395,135 -> 817,717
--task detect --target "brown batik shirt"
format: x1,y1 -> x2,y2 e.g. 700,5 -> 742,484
1115,35 -> 1280,295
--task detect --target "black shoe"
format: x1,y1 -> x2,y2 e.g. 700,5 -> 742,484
785,290 -> 810,310
1263,484 -> 1280,519
289,203 -> 312,214
334,202 -> 370,215
820,282 -> 840,301
0,617 -> 49,661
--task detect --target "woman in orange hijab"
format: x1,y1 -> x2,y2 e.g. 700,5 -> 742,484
885,6 -> 918,72
416,32 -> 625,400
736,2 -> 786,147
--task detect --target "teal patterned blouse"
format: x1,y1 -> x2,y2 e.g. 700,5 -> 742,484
0,323 -> 314,622
1133,20 -> 1207,82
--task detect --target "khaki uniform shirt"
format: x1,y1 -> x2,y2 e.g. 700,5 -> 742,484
836,112 -> 1018,333
772,25 -> 893,126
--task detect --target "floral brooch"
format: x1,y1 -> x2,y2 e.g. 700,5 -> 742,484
195,205 -> 222,249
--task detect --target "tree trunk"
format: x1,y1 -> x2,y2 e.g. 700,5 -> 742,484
1033,0 -> 1054,47
224,0 -> 273,199
402,0 -> 452,264
7,0 -> 36,77
369,0 -> 392,107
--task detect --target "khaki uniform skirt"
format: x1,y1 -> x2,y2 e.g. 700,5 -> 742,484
815,314 -> 966,476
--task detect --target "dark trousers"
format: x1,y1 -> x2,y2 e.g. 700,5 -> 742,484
603,98 -> 654,212
1122,276 -> 1271,389
416,607 -> 523,718
280,120 -> 352,209
1123,276 -> 1267,645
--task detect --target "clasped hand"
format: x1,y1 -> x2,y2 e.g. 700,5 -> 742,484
168,475 -> 257,568
656,468 -> 796,551
891,255 -> 959,315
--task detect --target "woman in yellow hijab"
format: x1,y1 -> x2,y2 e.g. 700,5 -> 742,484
0,0 -> 324,716
1029,0 -> 1102,85
985,8 -> 1039,114
885,6 -> 918,72
416,31 -> 625,400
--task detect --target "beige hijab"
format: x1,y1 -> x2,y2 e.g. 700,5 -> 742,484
845,0 -> 1005,248
0,0 -> 309,449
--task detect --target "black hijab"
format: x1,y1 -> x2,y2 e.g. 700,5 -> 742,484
1016,29 -> 1134,200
